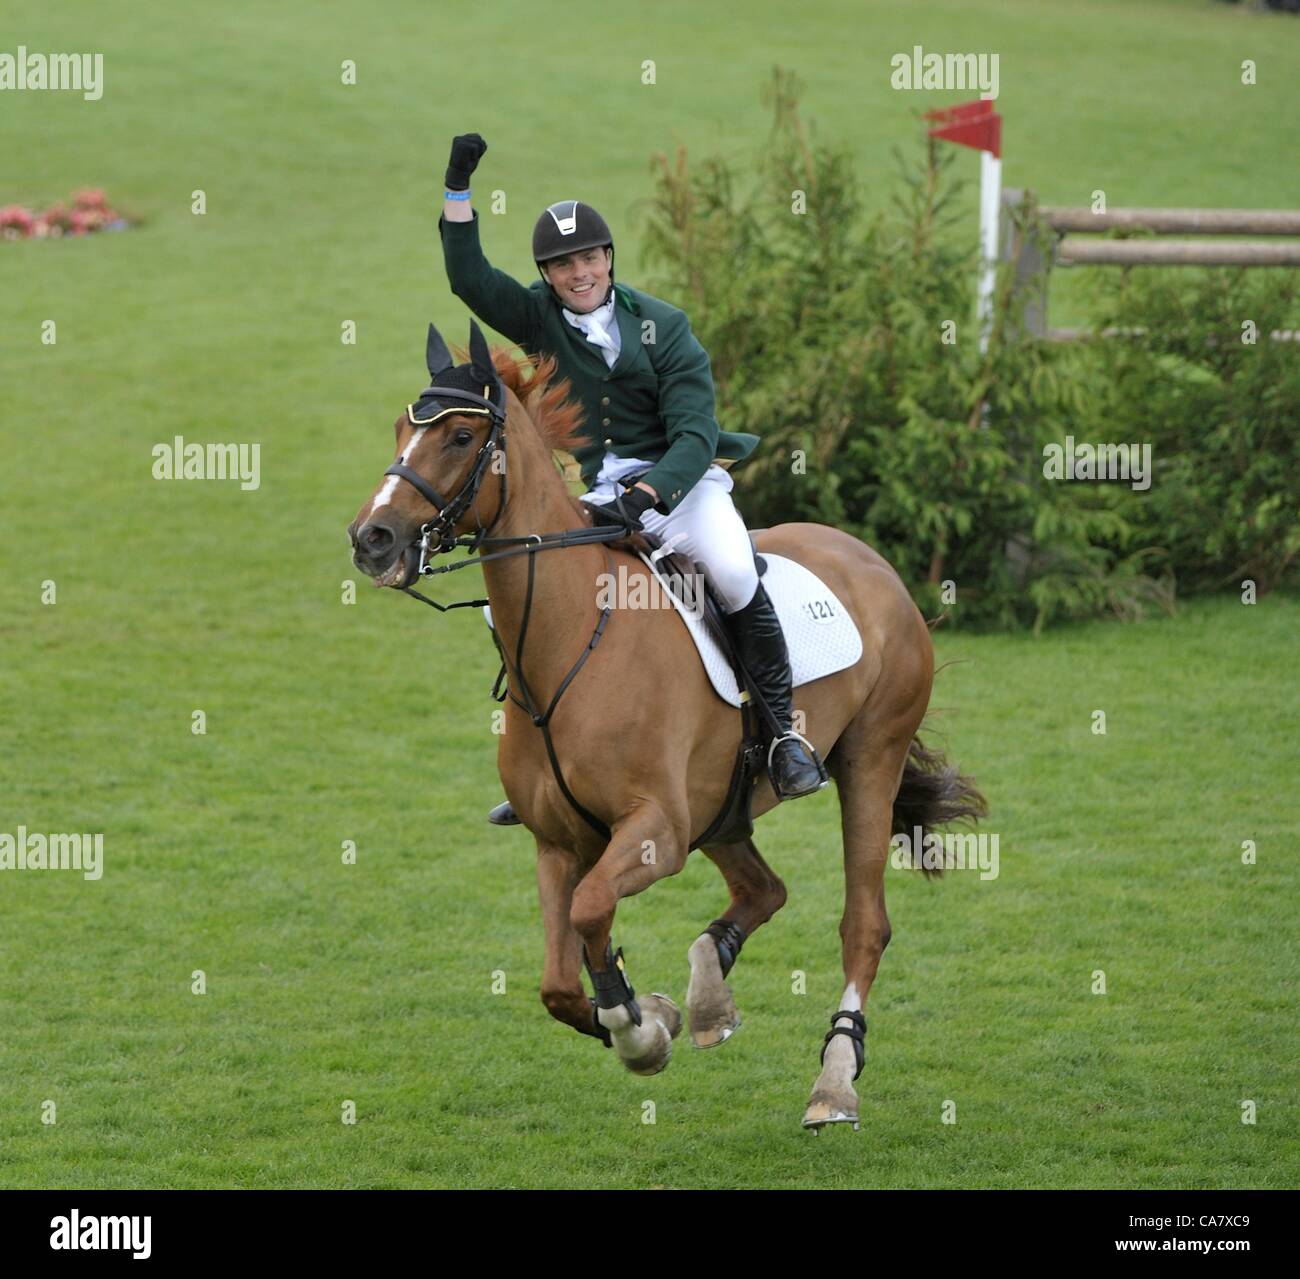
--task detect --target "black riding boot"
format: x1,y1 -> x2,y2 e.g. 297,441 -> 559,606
722,582 -> 828,800
488,800 -> 520,826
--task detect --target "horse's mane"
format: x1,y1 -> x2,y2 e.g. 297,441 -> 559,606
497,350 -> 593,455
446,344 -> 597,526
449,344 -> 591,454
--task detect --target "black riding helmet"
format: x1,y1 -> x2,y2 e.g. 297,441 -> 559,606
532,200 -> 615,299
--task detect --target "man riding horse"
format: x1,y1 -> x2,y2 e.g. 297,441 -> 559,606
439,133 -> 827,822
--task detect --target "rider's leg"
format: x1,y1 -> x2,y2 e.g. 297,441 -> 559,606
484,463 -> 825,826
643,468 -> 827,801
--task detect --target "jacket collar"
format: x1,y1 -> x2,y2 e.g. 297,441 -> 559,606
546,281 -> 645,376
611,288 -> 644,375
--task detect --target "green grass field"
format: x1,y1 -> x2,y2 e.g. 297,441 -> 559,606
2,0 -> 1297,1188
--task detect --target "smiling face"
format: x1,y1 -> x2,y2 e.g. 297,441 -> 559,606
541,245 -> 612,312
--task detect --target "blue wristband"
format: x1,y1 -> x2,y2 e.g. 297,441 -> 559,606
444,189 -> 472,201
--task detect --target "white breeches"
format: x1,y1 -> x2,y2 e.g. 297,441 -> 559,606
580,461 -> 760,614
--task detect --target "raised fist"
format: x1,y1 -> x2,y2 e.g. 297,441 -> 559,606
445,134 -> 488,191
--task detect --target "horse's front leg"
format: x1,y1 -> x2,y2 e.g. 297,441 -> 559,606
569,801 -> 688,1075
536,841 -> 610,1046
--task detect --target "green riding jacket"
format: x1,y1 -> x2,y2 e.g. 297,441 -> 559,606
438,211 -> 758,512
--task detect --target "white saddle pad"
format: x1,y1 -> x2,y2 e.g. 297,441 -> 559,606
638,551 -> 862,707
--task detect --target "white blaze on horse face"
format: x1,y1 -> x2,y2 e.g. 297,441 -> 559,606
370,426 -> 429,513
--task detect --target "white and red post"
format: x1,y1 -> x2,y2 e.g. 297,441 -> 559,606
924,100 -> 1003,355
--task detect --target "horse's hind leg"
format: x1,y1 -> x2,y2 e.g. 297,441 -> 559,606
687,839 -> 787,1048
802,723 -> 915,1132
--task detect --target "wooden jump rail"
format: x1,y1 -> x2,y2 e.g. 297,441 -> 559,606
1040,207 -> 1300,236
1057,240 -> 1300,267
1000,191 -> 1300,339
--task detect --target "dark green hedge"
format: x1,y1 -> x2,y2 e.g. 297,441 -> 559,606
638,70 -> 1299,630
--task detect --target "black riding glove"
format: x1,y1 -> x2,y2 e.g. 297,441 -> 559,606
589,485 -> 658,532
445,133 -> 488,191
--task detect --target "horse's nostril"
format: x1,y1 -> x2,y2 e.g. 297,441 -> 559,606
361,522 -> 395,554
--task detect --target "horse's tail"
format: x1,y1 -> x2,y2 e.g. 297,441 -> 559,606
891,737 -> 989,879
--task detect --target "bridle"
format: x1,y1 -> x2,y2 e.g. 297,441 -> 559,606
370,328 -> 633,839
384,380 -> 509,574
379,375 -> 626,595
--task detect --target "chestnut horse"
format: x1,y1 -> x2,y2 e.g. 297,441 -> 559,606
348,322 -> 986,1130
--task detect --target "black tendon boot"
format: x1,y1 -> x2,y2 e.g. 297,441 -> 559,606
722,582 -> 829,800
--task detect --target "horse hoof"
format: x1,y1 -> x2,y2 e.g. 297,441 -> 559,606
643,993 -> 682,1040
691,1013 -> 741,1049
686,934 -> 741,1049
623,1047 -> 671,1077
801,1093 -> 860,1131
617,994 -> 681,1076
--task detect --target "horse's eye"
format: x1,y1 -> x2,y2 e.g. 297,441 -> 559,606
452,430 -> 473,447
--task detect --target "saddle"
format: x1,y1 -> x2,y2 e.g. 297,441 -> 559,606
485,527 -> 857,849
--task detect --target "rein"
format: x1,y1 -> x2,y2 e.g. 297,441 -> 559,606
379,380 -> 626,839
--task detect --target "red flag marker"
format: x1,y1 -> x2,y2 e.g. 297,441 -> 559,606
926,99 -> 1005,351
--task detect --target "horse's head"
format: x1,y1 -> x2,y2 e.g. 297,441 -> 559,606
348,320 -> 510,589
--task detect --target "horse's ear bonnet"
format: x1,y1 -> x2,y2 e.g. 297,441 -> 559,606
408,320 -> 507,425
424,322 -> 455,381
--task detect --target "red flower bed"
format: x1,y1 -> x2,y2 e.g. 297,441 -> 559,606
1,188 -> 130,240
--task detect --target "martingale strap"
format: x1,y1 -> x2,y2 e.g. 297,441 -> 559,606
380,365 -> 630,841
399,522 -> 630,840
496,540 -> 616,841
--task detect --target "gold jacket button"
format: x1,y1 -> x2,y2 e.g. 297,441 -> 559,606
604,437 -> 613,445
601,417 -> 611,426
601,396 -> 610,406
